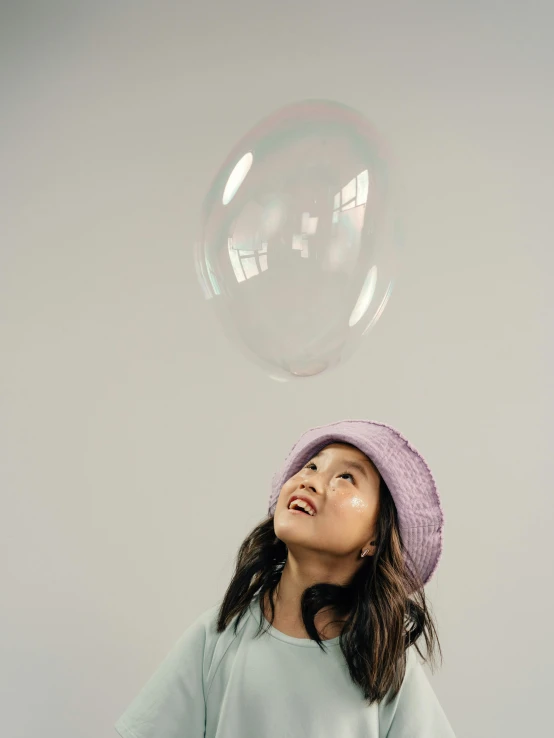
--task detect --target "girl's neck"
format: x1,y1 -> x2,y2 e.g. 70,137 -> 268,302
262,587 -> 347,640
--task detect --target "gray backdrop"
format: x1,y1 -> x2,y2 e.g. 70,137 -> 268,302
2,2 -> 553,737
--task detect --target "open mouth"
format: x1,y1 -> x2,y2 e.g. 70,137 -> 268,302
287,498 -> 317,516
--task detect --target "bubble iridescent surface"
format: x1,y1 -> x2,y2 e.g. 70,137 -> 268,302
195,100 -> 401,381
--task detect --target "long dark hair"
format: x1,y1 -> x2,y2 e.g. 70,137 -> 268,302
215,476 -> 442,706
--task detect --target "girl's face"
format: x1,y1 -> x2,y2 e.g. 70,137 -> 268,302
274,443 -> 381,560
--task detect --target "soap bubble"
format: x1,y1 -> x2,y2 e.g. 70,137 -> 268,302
195,99 -> 401,381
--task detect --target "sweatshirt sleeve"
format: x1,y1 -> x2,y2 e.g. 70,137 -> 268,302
114,614 -> 209,738
379,647 -> 456,738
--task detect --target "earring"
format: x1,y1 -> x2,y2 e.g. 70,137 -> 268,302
361,541 -> 376,558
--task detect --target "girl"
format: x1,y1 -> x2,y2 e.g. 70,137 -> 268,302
115,419 -> 456,737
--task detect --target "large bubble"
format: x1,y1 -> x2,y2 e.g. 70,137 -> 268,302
195,99 -> 401,381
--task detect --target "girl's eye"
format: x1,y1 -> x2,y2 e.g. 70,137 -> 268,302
305,463 -> 317,470
339,473 -> 354,482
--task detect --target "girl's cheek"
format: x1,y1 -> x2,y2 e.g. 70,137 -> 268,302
332,493 -> 369,516
349,497 -> 368,513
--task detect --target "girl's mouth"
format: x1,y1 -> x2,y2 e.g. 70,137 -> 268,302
288,509 -> 315,516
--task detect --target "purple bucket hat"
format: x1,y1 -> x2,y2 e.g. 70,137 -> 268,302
268,419 -> 445,586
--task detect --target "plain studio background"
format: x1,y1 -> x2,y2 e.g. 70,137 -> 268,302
1,1 -> 553,737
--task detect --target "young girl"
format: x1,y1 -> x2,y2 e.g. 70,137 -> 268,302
115,419 -> 456,737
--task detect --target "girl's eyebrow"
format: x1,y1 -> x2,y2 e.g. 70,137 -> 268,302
343,460 -> 370,481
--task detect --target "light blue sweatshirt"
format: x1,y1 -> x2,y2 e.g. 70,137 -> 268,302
115,594 -> 456,738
